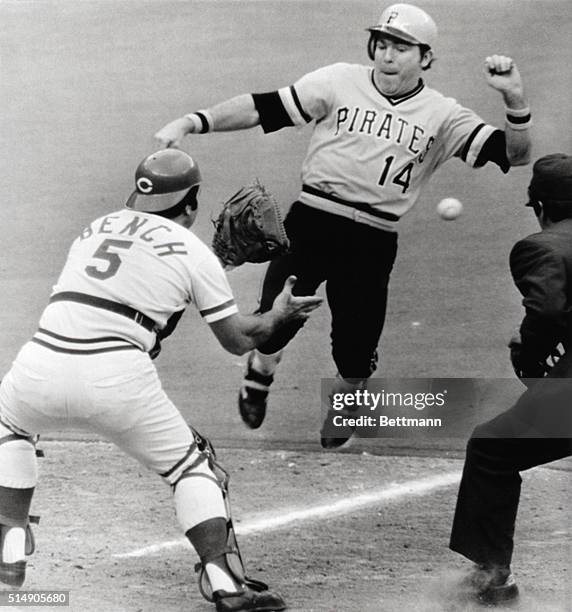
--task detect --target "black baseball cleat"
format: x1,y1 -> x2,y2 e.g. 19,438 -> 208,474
320,427 -> 355,449
319,433 -> 354,449
319,409 -> 356,449
214,589 -> 287,612
238,353 -> 274,429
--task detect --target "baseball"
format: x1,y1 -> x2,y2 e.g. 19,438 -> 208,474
437,197 -> 463,220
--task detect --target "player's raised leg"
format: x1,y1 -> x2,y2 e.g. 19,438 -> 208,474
238,204 -> 326,429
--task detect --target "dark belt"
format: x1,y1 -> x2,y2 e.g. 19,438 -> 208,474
301,185 -> 400,222
49,291 -> 158,333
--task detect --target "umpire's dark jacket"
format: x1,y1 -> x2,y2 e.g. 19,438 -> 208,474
510,217 -> 572,368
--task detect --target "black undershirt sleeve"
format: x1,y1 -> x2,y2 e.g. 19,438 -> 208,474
252,91 -> 295,134
474,128 -> 510,173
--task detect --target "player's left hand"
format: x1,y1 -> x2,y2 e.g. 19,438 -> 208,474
483,55 -> 523,95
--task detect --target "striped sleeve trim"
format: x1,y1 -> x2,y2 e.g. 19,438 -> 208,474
461,123 -> 497,167
200,299 -> 238,323
278,86 -> 312,126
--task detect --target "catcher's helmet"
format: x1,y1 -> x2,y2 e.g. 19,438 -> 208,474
367,3 -> 437,48
125,149 -> 202,213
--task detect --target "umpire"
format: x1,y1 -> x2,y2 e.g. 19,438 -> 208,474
449,153 -> 572,605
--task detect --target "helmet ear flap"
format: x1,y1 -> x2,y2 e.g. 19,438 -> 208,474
184,184 -> 201,212
367,32 -> 377,61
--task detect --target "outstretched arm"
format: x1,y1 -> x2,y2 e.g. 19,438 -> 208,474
484,55 -> 532,167
208,276 -> 323,355
155,94 -> 260,148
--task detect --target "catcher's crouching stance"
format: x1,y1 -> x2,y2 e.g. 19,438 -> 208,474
0,149 -> 322,611
0,423 -> 280,611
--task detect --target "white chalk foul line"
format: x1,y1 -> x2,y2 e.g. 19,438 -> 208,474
114,470 -> 461,559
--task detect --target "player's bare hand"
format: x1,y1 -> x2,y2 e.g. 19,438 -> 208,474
273,275 -> 323,322
483,55 -> 524,96
154,116 -> 195,149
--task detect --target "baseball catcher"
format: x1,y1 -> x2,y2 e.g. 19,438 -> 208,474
212,180 -> 289,268
0,149 -> 324,611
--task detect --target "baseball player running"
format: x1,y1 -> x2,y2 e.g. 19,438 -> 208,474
155,3 -> 532,448
0,149 -> 322,612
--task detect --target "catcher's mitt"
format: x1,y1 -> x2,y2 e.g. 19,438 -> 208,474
212,180 -> 289,268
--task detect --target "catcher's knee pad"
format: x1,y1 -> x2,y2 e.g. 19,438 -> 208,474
161,428 -> 226,490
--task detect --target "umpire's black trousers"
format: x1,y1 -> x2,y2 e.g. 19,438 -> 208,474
256,202 -> 398,379
449,351 -> 572,567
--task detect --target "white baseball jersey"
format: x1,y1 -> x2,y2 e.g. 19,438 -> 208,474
35,209 -> 238,354
0,209 -> 239,484
254,63 -> 503,230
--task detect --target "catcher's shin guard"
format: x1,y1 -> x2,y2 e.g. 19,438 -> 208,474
0,517 -> 38,588
0,426 -> 43,587
187,432 -> 275,604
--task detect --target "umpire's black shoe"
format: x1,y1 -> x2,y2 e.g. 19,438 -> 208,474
466,565 -> 519,606
477,573 -> 519,606
213,589 -> 287,612
238,353 -> 274,429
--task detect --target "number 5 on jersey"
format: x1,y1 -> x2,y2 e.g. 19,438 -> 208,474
85,239 -> 133,280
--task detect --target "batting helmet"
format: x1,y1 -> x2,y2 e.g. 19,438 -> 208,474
367,3 -> 437,48
125,149 -> 202,213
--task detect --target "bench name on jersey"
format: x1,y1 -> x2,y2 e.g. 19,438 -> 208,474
79,214 -> 188,257
335,106 -> 435,162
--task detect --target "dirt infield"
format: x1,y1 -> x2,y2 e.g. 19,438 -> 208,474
1,1 -> 571,611
8,440 -> 568,612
